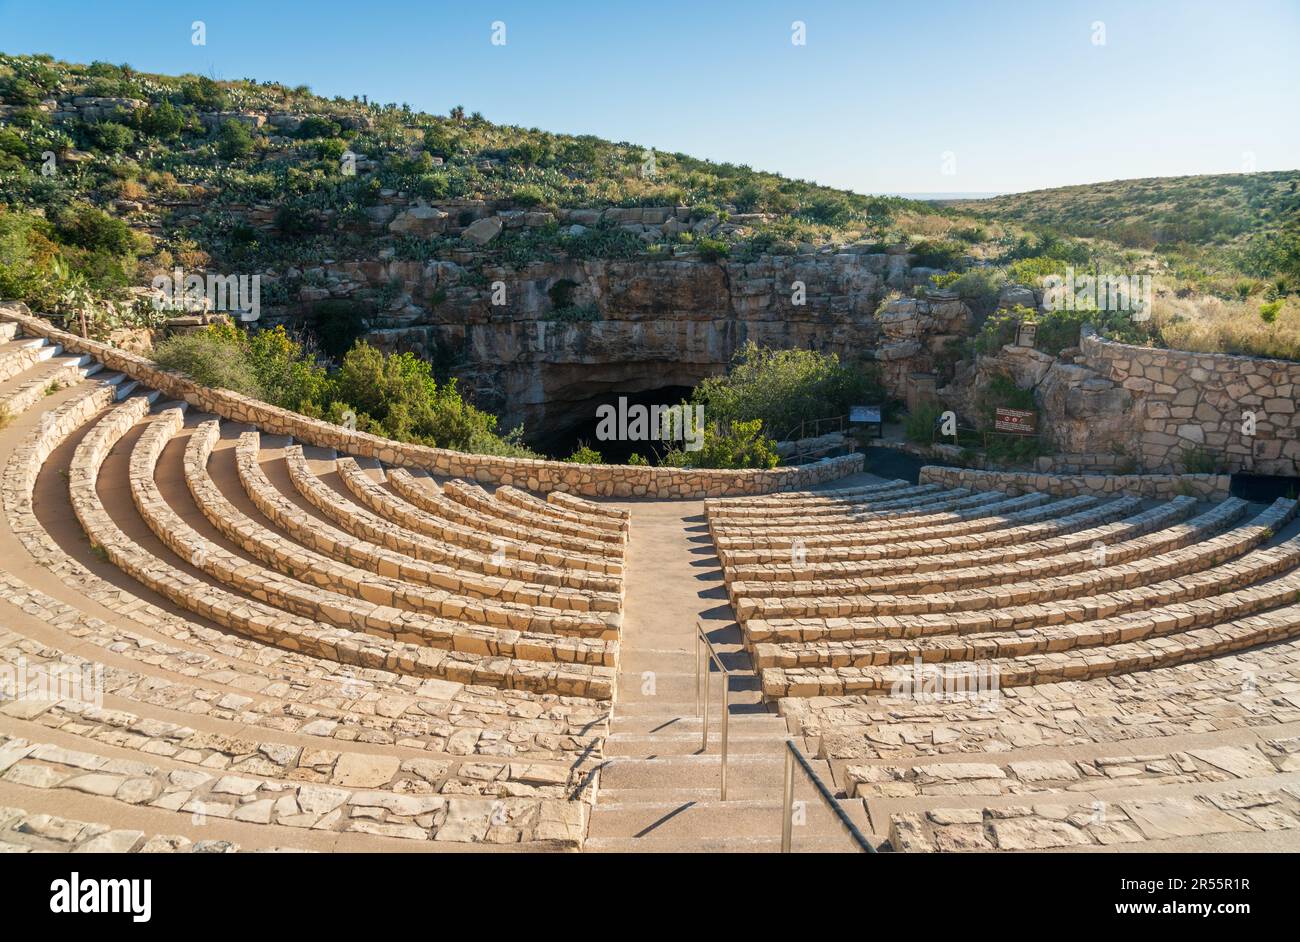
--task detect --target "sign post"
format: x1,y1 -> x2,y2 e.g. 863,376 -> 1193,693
849,404 -> 883,440
993,407 -> 1037,435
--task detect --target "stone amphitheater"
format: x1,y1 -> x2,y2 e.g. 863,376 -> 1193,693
2,303 -> 1299,854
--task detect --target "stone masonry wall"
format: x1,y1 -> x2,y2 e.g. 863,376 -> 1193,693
919,465 -> 1230,501
1078,326 -> 1300,476
0,305 -> 861,498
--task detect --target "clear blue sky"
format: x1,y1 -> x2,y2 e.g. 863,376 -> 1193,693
2,0 -> 1297,195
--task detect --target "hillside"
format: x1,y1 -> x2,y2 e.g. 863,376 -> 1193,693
1,51 -> 1298,391
946,171 -> 1300,291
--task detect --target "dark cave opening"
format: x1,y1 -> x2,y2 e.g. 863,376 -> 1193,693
532,385 -> 696,464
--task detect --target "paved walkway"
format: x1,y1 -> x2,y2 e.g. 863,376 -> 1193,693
586,496 -> 870,852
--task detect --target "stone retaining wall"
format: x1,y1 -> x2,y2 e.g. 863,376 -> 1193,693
1079,326 -> 1300,476
918,465 -> 1230,500
0,305 -> 861,498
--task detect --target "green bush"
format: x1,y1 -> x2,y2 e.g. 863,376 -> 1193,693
904,403 -> 942,444
150,330 -> 264,398
87,121 -> 134,153
510,184 -> 545,206
691,341 -> 884,439
135,101 -> 188,138
565,443 -> 604,464
695,236 -> 730,261
909,239 -> 965,269
660,419 -> 779,469
216,119 -> 254,160
296,116 -> 341,139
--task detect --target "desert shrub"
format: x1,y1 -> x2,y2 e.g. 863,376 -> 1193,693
326,342 -> 500,449
695,236 -> 730,261
413,172 -> 449,199
973,305 -> 1028,355
296,115 -> 341,139
945,268 -> 1006,313
150,329 -> 264,397
1006,255 -> 1069,287
55,204 -> 134,255
180,76 -> 229,110
216,119 -> 254,159
909,239 -> 964,269
660,419 -> 779,469
691,341 -> 884,440
510,184 -> 545,206
797,195 -> 855,227
565,443 -> 604,464
86,121 -> 134,153
135,101 -> 189,138
1150,295 -> 1300,359
904,402 -> 943,444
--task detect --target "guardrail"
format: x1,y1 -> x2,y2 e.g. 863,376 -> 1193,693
781,739 -> 875,853
694,620 -> 731,800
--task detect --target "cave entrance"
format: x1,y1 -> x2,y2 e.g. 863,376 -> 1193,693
533,385 -> 696,463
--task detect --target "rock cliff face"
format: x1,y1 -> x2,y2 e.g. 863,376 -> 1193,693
285,251 -> 963,436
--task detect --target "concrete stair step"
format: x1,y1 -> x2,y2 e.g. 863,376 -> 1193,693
606,731 -> 789,756
610,699 -> 772,717
609,713 -> 787,735
618,648 -> 751,674
599,752 -> 832,789
588,796 -> 860,842
584,833 -> 865,853
615,670 -> 761,703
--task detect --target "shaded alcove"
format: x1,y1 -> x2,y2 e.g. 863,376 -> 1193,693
531,385 -> 696,463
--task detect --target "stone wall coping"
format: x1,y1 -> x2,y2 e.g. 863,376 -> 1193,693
919,464 -> 1231,501
1081,323 -> 1300,370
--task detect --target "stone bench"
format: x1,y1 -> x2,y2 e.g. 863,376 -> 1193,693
65,401 -> 614,700
381,465 -> 624,571
728,498 -> 1243,603
0,733 -> 588,847
761,599 -> 1300,697
721,496 -> 1160,579
440,478 -> 627,548
495,484 -> 628,535
547,489 -> 630,522
184,421 -> 620,641
797,640 -> 1300,764
378,465 -> 623,559
754,567 -> 1300,670
887,781 -> 1300,852
0,383 -> 616,754
236,435 -> 623,601
734,499 -> 1285,623
287,446 -> 625,587
710,490 -> 1035,538
744,509 -> 1300,645
704,478 -> 911,513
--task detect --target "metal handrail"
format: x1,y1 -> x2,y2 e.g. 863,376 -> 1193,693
781,739 -> 875,853
694,620 -> 731,800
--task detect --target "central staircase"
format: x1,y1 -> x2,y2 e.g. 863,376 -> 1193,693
585,502 -> 872,852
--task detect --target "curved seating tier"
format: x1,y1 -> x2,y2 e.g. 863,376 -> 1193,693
369,464 -> 623,560
0,332 -> 633,850
709,477 -> 1300,851
288,446 -> 623,584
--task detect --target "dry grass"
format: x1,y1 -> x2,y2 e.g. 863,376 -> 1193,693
1151,295 -> 1300,360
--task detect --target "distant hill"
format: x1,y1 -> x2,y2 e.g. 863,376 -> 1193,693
946,171 -> 1300,251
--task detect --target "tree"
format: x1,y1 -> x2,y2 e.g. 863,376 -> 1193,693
216,119 -> 254,159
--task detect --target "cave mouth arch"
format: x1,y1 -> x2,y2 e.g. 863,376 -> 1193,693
532,385 -> 698,463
